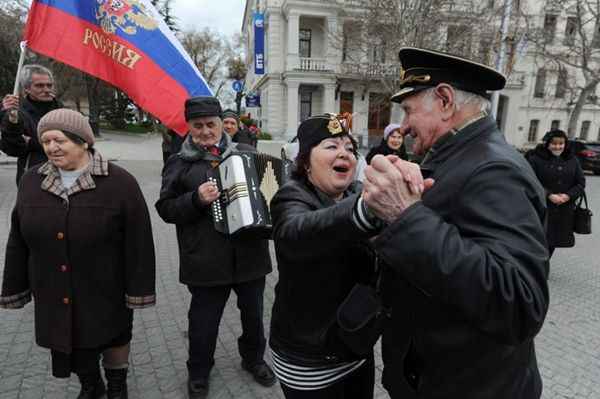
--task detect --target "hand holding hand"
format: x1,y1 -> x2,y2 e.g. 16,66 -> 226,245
385,155 -> 424,194
197,181 -> 220,205
363,155 -> 424,223
558,194 -> 570,204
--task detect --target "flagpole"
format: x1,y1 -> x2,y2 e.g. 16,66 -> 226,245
9,41 -> 28,123
491,0 -> 513,121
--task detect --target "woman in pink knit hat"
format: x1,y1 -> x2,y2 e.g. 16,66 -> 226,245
365,123 -> 408,164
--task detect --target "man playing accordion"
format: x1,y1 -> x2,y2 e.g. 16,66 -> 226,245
155,96 -> 276,399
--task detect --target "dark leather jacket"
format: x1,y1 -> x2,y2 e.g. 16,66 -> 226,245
376,116 -> 549,399
269,178 -> 376,364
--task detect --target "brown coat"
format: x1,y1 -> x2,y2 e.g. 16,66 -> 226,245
0,151 -> 156,353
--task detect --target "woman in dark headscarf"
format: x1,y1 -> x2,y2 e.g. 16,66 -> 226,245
527,129 -> 586,258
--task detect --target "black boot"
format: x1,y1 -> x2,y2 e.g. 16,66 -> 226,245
76,370 -> 106,399
105,368 -> 128,399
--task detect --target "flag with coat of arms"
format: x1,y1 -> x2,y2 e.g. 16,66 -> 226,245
23,0 -> 213,135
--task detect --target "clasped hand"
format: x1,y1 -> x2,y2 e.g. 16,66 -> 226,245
548,193 -> 570,205
363,155 -> 434,223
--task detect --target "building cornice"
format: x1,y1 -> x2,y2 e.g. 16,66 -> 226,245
282,0 -> 340,18
283,71 -> 336,84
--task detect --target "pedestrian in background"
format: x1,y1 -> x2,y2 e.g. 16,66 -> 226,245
155,96 -> 275,399
0,109 -> 156,399
527,129 -> 586,259
222,109 -> 257,147
269,113 -> 379,399
0,64 -> 62,185
365,123 -> 408,164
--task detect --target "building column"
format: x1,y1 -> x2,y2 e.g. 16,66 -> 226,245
355,89 -> 369,146
323,83 -> 336,114
390,103 -> 405,124
287,13 -> 300,70
326,16 -> 339,71
267,11 -> 283,72
286,81 -> 299,139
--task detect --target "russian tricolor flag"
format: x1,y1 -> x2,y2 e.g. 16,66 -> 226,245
24,0 -> 213,135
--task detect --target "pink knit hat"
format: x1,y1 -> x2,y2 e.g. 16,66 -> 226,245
38,108 -> 95,146
383,123 -> 402,140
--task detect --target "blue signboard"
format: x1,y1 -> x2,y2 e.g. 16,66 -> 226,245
232,80 -> 243,92
254,13 -> 265,75
246,93 -> 261,107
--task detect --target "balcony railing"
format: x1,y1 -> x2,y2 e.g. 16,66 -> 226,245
297,57 -> 330,72
340,62 -> 401,78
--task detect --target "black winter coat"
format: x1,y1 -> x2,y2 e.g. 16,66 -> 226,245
375,116 -> 549,399
0,156 -> 156,353
269,179 -> 375,363
233,127 -> 258,147
527,144 -> 585,248
0,96 -> 61,185
155,135 -> 272,287
365,139 -> 408,164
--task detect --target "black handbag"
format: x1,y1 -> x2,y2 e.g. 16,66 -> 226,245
336,261 -> 391,356
574,192 -> 592,235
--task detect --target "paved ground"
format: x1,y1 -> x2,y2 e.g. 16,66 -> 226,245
0,132 -> 599,398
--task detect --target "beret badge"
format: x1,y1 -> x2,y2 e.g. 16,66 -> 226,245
327,118 -> 343,135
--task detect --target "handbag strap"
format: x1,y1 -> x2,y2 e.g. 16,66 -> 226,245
577,191 -> 589,209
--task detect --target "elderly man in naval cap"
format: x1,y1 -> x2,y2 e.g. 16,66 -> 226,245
361,48 -> 549,399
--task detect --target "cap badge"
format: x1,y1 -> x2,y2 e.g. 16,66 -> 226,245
398,69 -> 432,86
327,118 -> 343,135
399,66 -> 406,81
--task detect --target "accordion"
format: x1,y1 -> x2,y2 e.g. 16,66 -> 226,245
207,152 -> 287,235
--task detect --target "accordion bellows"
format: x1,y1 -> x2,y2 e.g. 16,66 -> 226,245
208,152 -> 287,235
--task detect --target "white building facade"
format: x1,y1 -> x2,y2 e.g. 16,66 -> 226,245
502,0 -> 600,147
241,0 -> 405,147
241,0 -> 600,149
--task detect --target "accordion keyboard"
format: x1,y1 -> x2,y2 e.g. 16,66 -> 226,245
208,176 -> 224,224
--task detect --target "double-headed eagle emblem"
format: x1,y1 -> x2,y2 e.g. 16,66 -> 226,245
96,0 -> 158,35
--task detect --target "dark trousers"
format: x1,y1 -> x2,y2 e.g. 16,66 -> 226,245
187,277 -> 267,380
280,353 -> 375,399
